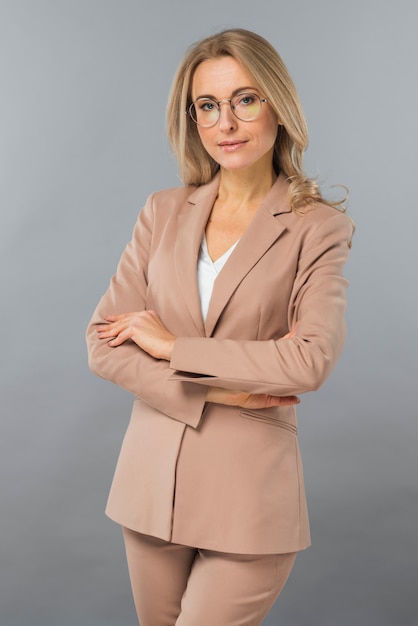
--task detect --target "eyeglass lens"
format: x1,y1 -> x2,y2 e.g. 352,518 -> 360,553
190,93 -> 263,127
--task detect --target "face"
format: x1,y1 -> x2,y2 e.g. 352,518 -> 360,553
191,56 -> 279,174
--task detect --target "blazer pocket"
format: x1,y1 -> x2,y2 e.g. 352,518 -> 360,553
239,409 -> 298,434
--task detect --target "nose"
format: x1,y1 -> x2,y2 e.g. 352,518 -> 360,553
218,100 -> 237,130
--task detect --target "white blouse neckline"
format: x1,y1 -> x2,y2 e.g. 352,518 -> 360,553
197,234 -> 239,322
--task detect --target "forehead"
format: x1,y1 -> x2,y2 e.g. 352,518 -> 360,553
191,56 -> 257,99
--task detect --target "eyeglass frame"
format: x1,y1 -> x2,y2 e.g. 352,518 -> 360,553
186,92 -> 269,127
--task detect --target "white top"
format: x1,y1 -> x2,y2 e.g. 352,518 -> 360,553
197,234 -> 239,322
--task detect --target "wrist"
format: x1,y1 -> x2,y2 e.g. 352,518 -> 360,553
164,337 -> 175,361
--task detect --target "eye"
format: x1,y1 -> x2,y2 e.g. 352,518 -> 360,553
236,93 -> 257,106
198,99 -> 217,111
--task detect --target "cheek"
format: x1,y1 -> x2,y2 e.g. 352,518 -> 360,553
265,118 -> 280,146
260,108 -> 279,140
196,128 -> 214,154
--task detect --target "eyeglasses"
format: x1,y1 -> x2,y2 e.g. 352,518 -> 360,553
187,92 -> 268,128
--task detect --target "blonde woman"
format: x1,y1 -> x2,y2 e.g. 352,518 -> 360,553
86,28 -> 353,626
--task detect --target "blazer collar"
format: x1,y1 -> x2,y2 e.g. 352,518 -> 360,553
174,173 -> 291,337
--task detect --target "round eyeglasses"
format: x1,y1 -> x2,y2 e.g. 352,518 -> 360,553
187,92 -> 268,128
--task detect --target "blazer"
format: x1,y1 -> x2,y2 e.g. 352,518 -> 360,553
86,173 -> 353,554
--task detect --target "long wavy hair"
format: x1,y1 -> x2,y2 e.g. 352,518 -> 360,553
167,28 -> 346,212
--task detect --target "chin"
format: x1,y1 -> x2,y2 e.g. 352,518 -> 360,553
215,153 -> 256,170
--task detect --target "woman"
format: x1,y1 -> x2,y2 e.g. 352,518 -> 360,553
86,28 -> 353,626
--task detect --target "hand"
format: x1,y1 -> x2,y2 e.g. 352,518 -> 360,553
205,387 -> 300,409
96,310 -> 176,360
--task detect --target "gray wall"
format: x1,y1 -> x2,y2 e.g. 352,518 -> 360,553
1,1 -> 417,625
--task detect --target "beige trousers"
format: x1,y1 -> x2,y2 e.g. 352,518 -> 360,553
122,527 -> 296,626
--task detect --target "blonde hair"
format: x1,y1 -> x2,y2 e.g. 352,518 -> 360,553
167,28 -> 345,212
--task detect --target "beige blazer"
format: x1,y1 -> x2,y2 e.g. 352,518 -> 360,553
86,173 -> 353,554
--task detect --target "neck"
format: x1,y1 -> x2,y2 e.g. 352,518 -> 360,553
217,163 -> 277,208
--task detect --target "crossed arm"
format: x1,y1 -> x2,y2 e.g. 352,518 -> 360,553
87,194 -> 352,422
95,310 -> 300,410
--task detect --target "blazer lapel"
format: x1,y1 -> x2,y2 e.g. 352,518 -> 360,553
174,176 -> 220,336
204,174 -> 291,337
173,173 -> 292,338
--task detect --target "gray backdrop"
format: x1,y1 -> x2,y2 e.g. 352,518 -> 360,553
1,1 -> 417,625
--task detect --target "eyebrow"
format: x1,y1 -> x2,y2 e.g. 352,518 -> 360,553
194,86 -> 260,100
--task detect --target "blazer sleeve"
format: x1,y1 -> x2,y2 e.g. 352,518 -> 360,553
86,193 -> 207,428
169,211 -> 353,396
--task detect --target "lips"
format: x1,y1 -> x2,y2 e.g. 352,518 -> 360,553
218,140 -> 247,151
219,140 -> 245,146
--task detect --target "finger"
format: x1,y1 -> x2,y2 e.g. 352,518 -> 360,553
97,324 -> 121,338
272,396 -> 300,406
97,323 -> 115,332
97,329 -> 117,339
107,330 -> 130,347
255,394 -> 299,408
104,314 -> 127,322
